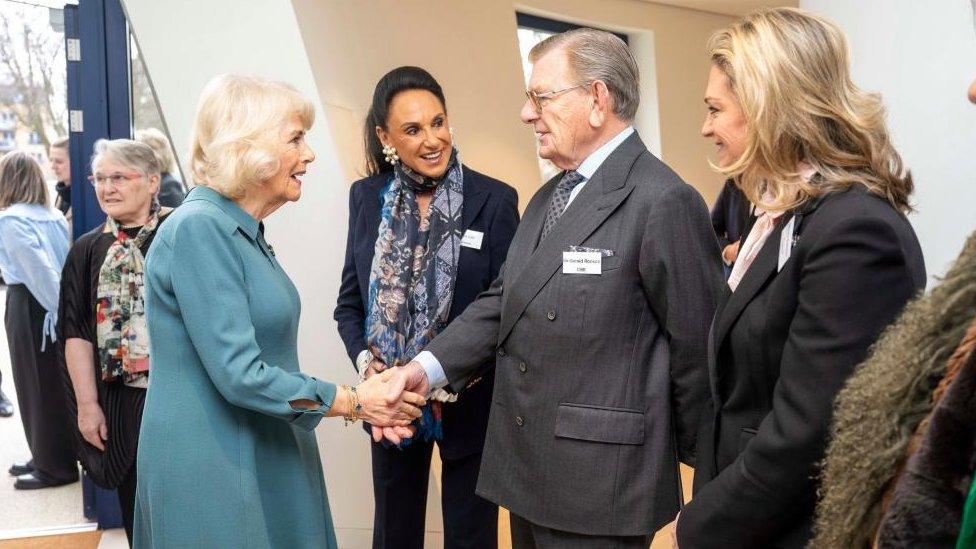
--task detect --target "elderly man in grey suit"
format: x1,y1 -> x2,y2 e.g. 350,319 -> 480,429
383,28 -> 723,548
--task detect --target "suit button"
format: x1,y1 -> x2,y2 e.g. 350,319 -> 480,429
518,362 -> 527,373
547,311 -> 556,321
515,416 -> 524,426
497,347 -> 506,357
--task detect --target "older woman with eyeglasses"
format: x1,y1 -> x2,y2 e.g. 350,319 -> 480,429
59,138 -> 173,543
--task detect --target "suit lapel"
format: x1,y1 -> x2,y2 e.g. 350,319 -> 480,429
711,213 -> 794,353
498,133 -> 645,344
460,166 -> 488,231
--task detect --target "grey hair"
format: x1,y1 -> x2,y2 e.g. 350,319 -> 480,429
529,27 -> 640,121
91,138 -> 162,176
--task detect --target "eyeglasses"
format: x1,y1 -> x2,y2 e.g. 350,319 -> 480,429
525,83 -> 590,112
88,172 -> 143,188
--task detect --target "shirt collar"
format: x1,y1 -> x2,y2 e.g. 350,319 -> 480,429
185,185 -> 260,239
574,126 -> 635,180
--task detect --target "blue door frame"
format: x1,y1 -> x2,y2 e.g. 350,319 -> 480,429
63,0 -> 131,528
65,0 -> 131,240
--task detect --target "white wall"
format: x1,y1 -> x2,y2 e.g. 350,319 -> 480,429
802,0 -> 976,280
121,1 -> 394,547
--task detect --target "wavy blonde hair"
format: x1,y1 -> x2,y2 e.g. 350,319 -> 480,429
708,7 -> 913,213
189,74 -> 314,199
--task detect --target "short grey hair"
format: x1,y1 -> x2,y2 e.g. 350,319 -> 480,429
91,138 -> 162,176
529,28 -> 640,121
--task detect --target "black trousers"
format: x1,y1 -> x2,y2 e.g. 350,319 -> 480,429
510,513 -> 653,549
117,458 -> 138,543
5,284 -> 77,482
371,439 -> 497,549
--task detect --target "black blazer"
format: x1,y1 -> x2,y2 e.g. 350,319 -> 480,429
334,166 -> 519,459
677,185 -> 926,548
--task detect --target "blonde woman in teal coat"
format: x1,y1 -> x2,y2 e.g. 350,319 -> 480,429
133,75 -> 426,549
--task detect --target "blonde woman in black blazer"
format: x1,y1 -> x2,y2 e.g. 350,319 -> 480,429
675,9 -> 926,548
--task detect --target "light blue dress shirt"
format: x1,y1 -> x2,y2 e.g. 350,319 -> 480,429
416,126 -> 636,389
0,203 -> 70,349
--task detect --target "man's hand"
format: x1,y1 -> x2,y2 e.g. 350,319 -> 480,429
384,361 -> 431,405
368,362 -> 431,444
355,369 -> 425,426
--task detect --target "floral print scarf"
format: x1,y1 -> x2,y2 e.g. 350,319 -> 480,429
95,210 -> 160,384
366,149 -> 463,441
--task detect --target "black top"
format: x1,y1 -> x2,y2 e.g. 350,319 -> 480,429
54,181 -> 71,215
157,173 -> 186,208
58,211 -> 172,349
710,178 -> 752,249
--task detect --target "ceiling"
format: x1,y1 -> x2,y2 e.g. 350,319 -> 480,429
639,0 -> 798,17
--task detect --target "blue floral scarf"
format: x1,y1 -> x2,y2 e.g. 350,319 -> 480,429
366,149 -> 463,441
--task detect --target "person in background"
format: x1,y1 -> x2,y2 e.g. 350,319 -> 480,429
133,74 -> 426,549
50,137 -> 71,221
59,139 -> 173,543
675,8 -> 925,548
813,3 -> 976,547
135,128 -> 186,207
334,66 -> 519,549
0,151 -> 77,490
710,178 -> 752,275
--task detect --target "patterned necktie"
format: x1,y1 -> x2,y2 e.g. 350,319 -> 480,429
540,170 -> 586,241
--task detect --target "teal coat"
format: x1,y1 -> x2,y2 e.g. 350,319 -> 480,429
133,186 -> 338,548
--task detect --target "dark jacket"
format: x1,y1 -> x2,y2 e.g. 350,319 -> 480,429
333,166 -> 518,459
424,132 -> 724,536
678,185 -> 926,548
157,173 -> 186,208
710,179 -> 751,249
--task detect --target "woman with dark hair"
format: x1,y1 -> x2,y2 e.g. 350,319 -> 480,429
0,151 -> 76,490
334,66 -> 519,549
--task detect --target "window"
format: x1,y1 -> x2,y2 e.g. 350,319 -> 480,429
515,13 -> 630,183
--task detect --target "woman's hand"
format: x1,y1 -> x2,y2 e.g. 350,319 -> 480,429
362,357 -> 388,380
356,369 -> 425,427
78,401 -> 107,451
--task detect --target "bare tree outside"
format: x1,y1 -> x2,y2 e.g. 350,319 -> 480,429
0,3 -> 67,151
130,33 -> 164,133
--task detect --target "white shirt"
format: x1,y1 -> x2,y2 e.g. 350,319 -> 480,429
416,126 -> 636,390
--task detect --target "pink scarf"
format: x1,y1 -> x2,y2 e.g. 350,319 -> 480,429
727,163 -> 816,291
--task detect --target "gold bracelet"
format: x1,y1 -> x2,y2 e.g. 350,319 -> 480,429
342,385 -> 362,426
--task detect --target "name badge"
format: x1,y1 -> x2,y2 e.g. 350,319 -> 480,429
461,230 -> 484,250
778,216 -> 796,272
563,251 -> 602,275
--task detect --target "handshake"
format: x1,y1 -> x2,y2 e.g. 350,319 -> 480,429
347,360 -> 431,445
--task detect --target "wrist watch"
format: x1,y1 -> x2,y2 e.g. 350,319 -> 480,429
356,350 -> 373,378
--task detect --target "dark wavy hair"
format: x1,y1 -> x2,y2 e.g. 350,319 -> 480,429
363,66 -> 446,176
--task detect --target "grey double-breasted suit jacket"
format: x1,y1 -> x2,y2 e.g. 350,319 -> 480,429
425,132 -> 724,536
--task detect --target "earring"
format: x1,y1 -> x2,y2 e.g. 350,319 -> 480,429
382,144 -> 399,165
